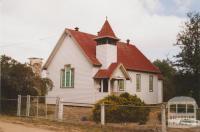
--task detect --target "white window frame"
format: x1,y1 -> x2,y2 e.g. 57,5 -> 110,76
118,79 -> 125,91
61,65 -> 74,88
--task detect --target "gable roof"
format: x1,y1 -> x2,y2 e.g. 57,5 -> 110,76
44,21 -> 160,74
94,63 -> 131,80
66,29 -> 160,73
67,29 -> 101,66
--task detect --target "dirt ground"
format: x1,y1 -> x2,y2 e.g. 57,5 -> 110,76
0,115 -> 162,132
0,111 -> 199,132
0,121 -> 55,132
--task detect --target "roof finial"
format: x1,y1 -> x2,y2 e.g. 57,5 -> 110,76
106,16 -> 108,20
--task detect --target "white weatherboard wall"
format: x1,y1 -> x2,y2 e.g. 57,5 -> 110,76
126,71 -> 159,104
46,34 -> 95,104
96,44 -> 117,68
158,80 -> 163,103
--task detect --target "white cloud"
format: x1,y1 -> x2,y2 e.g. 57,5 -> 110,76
0,0 -> 185,63
173,0 -> 192,13
140,0 -> 162,13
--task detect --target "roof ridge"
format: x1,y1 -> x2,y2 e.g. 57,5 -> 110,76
66,28 -> 97,37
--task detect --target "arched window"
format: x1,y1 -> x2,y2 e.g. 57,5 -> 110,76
60,65 -> 74,88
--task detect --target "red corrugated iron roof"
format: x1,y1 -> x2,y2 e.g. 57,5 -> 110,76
67,29 -> 160,73
97,20 -> 117,38
94,63 -> 118,79
117,42 -> 160,73
68,29 -> 101,66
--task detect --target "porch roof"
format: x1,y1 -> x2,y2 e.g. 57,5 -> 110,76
94,63 -> 131,80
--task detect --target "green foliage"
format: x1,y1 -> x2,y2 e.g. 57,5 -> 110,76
153,59 -> 177,101
0,55 -> 53,99
175,12 -> 200,74
93,93 -> 150,123
174,12 -> 200,105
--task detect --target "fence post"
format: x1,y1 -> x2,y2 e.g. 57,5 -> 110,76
17,95 -> 21,116
26,95 -> 30,117
161,104 -> 167,132
45,99 -> 47,119
58,98 -> 63,121
55,97 -> 60,120
36,96 -> 39,117
101,103 -> 105,125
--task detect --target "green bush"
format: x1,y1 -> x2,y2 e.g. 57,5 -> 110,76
93,92 -> 150,123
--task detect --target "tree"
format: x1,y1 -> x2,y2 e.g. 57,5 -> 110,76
0,55 -> 53,99
153,59 -> 176,101
174,12 -> 200,105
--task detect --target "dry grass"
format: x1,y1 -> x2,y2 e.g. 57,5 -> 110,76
0,115 -> 162,132
1,105 -> 199,132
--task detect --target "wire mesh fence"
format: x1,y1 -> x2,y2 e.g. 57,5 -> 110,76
101,104 -> 163,130
17,95 -> 58,120
60,103 -> 164,131
62,104 -> 93,124
1,95 -> 200,132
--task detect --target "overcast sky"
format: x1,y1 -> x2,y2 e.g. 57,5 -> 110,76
0,0 -> 200,63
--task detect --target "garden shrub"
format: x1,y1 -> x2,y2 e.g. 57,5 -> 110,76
93,92 -> 150,123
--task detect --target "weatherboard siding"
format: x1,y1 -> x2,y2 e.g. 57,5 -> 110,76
46,34 -> 95,104
126,71 -> 160,104
158,80 -> 163,103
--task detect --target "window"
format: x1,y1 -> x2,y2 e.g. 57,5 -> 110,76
60,65 -> 74,88
187,104 -> 194,113
170,104 -> 176,113
136,74 -> 141,92
149,75 -> 153,92
177,104 -> 186,113
118,80 -> 125,91
102,79 -> 108,92
99,81 -> 101,92
99,79 -> 109,92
